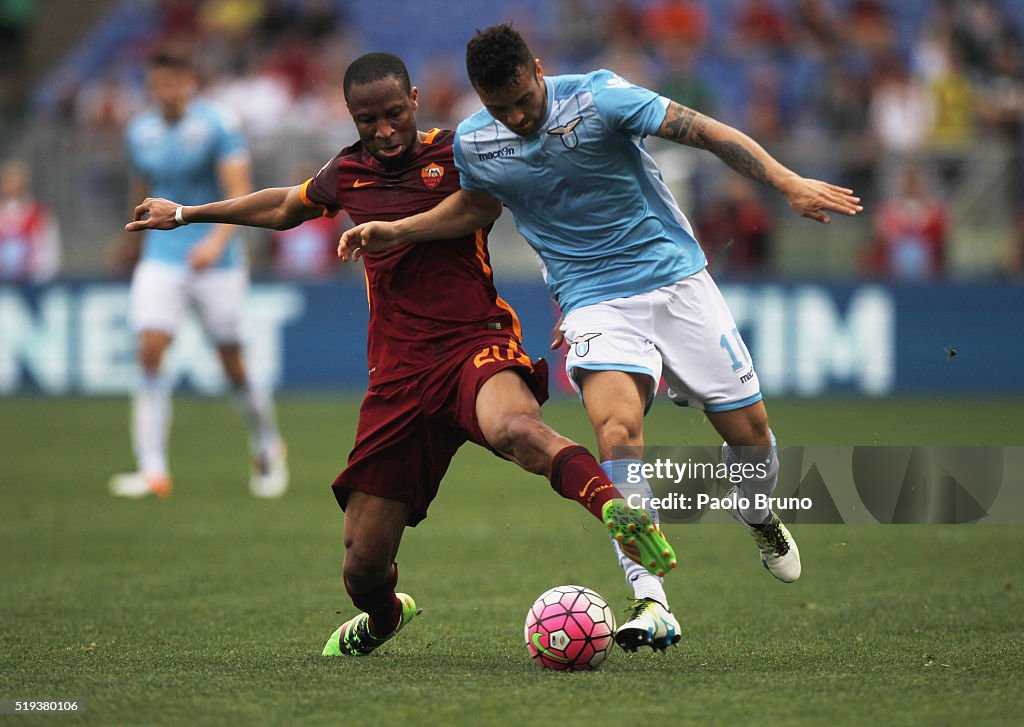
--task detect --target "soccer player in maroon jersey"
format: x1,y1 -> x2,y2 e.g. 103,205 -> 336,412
126,53 -> 677,656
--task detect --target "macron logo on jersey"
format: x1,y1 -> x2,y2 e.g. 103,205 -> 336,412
478,146 -> 515,162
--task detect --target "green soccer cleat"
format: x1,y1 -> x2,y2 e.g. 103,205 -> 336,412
322,593 -> 417,656
602,499 -> 678,578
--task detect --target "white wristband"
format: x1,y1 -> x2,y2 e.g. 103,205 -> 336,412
174,206 -> 189,225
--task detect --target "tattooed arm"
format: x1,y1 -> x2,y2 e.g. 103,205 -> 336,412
655,102 -> 862,224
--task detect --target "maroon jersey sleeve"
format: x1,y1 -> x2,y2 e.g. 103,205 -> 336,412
299,152 -> 350,216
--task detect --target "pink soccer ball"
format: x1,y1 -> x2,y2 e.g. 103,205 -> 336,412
524,585 -> 616,670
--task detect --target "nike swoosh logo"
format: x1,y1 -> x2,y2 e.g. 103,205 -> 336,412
353,179 -> 375,188
531,632 -> 568,661
579,476 -> 600,498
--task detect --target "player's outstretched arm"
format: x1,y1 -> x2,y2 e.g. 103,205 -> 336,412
339,189 -> 502,262
125,185 -> 322,233
655,102 -> 863,224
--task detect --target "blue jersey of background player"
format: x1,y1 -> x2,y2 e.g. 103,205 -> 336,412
454,67 -> 705,315
125,84 -> 248,270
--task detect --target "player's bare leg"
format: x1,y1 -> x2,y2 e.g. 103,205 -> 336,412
217,344 -> 287,498
706,399 -> 771,448
475,369 -> 676,579
576,369 -> 680,651
707,401 -> 801,583
576,369 -> 647,462
475,369 -> 573,475
109,330 -> 174,498
323,491 -> 418,656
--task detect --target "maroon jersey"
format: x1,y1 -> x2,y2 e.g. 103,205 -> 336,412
301,129 -> 522,385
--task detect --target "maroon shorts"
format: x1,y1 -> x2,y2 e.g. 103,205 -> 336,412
333,335 -> 549,526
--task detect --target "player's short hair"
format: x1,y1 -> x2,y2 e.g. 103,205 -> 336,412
147,47 -> 194,72
343,53 -> 412,100
466,24 -> 534,93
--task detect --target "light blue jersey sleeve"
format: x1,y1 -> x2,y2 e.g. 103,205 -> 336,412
452,118 -> 487,193
588,69 -> 668,139
212,107 -> 247,161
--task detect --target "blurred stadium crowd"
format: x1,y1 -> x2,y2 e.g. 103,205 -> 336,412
2,0 -> 1024,281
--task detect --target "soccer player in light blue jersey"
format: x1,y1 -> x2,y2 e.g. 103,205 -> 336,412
340,25 -> 863,651
109,49 -> 287,500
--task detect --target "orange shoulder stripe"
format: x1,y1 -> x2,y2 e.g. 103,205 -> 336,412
299,179 -> 317,208
299,178 -> 340,218
422,128 -> 441,145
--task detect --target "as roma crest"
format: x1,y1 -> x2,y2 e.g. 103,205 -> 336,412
421,163 -> 444,190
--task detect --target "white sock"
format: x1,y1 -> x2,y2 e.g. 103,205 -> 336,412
611,540 -> 668,603
133,371 -> 171,476
602,459 -> 669,607
723,430 -> 779,524
232,380 -> 280,456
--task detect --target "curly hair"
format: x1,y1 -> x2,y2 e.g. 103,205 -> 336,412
343,52 -> 412,101
465,24 -> 534,93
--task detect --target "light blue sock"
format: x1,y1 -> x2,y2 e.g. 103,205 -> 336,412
723,430 -> 779,524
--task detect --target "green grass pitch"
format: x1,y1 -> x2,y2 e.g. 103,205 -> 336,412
1,396 -> 1023,725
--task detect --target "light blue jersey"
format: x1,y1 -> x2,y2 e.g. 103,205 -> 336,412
454,70 -> 706,314
125,99 -> 248,269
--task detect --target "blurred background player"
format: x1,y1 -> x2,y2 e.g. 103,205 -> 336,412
124,52 -> 676,656
0,158 -> 61,283
108,48 -> 287,499
862,164 -> 948,280
699,176 -> 776,276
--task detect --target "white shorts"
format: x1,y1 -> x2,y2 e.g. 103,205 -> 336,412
562,268 -> 761,413
130,260 -> 248,345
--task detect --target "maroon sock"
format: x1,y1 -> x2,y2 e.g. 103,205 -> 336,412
549,445 -> 622,520
345,563 -> 402,637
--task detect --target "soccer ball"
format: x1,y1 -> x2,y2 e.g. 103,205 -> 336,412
524,585 -> 616,671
